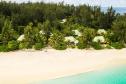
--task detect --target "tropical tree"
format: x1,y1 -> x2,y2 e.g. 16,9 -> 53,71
49,31 -> 67,50
42,20 -> 51,45
0,19 -> 18,44
112,15 -> 126,43
24,22 -> 35,48
78,27 -> 96,48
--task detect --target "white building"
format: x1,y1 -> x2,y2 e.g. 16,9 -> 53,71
93,36 -> 105,43
65,36 -> 79,45
17,35 -> 25,42
72,30 -> 82,36
97,29 -> 107,35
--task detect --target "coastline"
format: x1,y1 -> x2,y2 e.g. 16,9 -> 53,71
0,48 -> 126,84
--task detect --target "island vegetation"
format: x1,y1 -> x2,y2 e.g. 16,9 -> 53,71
0,1 -> 126,52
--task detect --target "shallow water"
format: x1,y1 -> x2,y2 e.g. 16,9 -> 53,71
35,64 -> 126,84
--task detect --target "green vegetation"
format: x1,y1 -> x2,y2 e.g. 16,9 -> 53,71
77,40 -> 87,49
91,42 -> 103,50
49,31 -> 67,50
0,1 -> 126,52
111,42 -> 125,49
0,45 -> 8,52
7,40 -> 18,51
34,43 -> 44,50
19,42 -> 27,49
112,15 -> 126,43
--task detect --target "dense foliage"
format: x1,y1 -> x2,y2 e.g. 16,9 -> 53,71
112,15 -> 126,43
49,31 -> 67,50
0,1 -> 126,51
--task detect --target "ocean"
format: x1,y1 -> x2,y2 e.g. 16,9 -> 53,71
101,7 -> 126,14
35,64 -> 126,84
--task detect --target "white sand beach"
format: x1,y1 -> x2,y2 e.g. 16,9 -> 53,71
0,48 -> 126,84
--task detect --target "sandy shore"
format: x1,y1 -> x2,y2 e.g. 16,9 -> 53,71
0,48 -> 126,84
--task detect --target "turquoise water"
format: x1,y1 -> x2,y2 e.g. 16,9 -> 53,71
35,65 -> 126,84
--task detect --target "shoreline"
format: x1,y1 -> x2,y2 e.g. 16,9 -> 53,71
0,48 -> 126,84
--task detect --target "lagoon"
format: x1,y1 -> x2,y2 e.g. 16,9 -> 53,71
36,64 -> 126,84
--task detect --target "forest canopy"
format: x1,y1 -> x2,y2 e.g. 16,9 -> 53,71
0,1 -> 126,51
